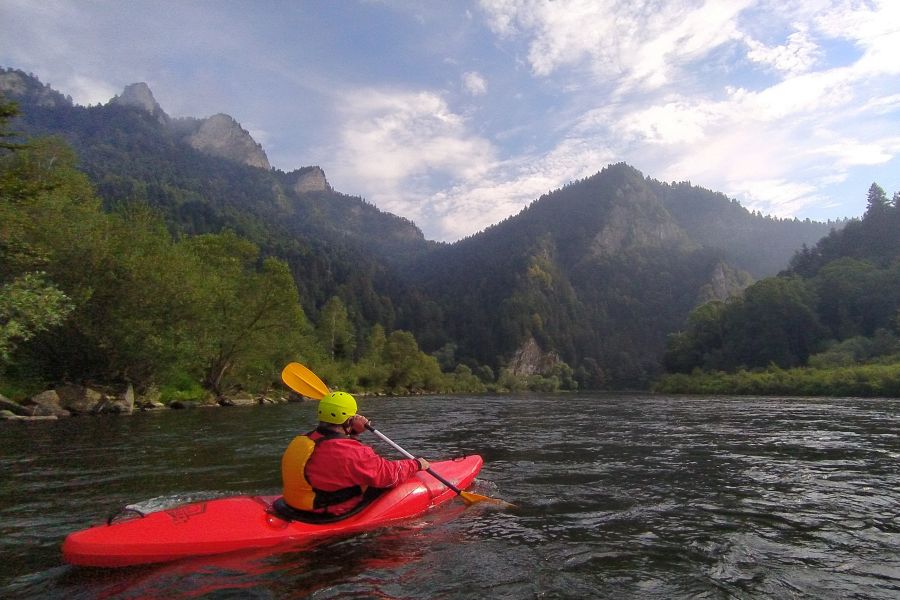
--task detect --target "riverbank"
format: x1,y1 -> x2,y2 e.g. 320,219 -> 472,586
0,383 -> 295,422
654,362 -> 900,397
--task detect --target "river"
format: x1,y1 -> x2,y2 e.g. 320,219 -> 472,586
1,394 -> 898,599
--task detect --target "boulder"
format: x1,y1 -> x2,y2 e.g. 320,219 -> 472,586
1,409 -> 58,422
105,384 -> 135,414
56,384 -> 104,415
24,390 -> 71,417
0,394 -> 31,416
218,392 -> 259,407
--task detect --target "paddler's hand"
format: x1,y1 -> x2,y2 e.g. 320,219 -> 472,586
348,414 -> 369,435
416,457 -> 430,471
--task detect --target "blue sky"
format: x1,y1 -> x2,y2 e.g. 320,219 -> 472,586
1,0 -> 898,241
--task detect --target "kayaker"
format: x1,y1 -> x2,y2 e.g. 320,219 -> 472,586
281,390 -> 430,517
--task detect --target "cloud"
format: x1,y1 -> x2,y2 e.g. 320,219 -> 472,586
328,88 -> 496,230
744,26 -> 820,74
479,0 -> 751,91
476,0 -> 900,226
462,71 -> 487,96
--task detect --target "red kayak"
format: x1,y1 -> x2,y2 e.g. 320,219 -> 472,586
63,455 -> 482,568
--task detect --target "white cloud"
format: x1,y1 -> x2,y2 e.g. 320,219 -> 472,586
63,75 -> 117,106
728,178 -> 824,216
329,89 -> 496,229
480,0 -> 751,91
473,0 -> 900,230
744,26 -> 820,74
462,71 -> 488,96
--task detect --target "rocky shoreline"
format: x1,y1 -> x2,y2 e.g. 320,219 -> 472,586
0,384 -> 296,422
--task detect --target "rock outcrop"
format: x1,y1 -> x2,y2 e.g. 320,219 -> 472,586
293,167 -> 330,193
696,260 -> 754,305
507,337 -> 561,377
107,82 -> 270,170
0,68 -> 71,108
590,185 -> 697,258
109,82 -> 169,124
186,113 -> 270,169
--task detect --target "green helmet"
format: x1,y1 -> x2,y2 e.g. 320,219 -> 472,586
317,391 -> 357,424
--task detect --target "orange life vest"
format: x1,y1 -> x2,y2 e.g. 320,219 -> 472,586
281,430 -> 362,511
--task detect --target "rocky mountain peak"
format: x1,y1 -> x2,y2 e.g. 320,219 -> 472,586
293,166 -> 331,193
109,83 -> 168,123
0,68 -> 71,108
187,113 -> 270,170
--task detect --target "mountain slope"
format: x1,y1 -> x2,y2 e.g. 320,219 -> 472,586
0,68 -> 430,325
407,164 -> 836,384
2,68 -> 839,387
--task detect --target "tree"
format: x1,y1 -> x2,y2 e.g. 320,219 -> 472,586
725,277 -> 825,369
382,330 -> 442,393
0,98 -> 23,151
317,296 -> 356,361
865,183 -> 890,216
0,273 -> 71,362
186,232 -> 309,394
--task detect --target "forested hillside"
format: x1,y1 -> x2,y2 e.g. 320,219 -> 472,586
2,68 -> 843,394
407,164 -> 835,385
660,184 -> 900,396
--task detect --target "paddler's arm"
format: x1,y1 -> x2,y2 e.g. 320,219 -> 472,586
342,420 -> 428,488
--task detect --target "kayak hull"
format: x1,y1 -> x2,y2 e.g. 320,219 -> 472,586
62,455 -> 482,568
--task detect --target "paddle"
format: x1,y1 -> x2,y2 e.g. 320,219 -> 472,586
280,362 -> 513,508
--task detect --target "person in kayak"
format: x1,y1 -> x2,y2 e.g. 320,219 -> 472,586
281,390 -> 430,517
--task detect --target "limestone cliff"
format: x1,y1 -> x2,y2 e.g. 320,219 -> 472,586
185,113 -> 270,170
591,182 -> 697,258
293,166 -> 330,193
107,83 -> 270,169
507,337 -> 561,377
0,68 -> 71,108
109,82 -> 169,124
696,260 -> 753,305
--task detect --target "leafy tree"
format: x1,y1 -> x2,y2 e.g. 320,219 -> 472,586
317,296 -> 356,361
185,232 -> 310,394
0,273 -> 71,362
382,330 -> 442,393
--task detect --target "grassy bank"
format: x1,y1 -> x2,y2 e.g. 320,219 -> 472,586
654,362 -> 900,398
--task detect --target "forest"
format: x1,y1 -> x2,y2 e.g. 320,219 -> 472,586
658,183 -> 900,396
0,99 -> 526,403
5,67 -> 893,401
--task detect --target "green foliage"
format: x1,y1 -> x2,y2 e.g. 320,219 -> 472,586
0,272 -> 72,362
316,296 -> 356,361
3,72 -> 847,392
655,362 -> 900,398
382,330 -> 443,393
663,181 -> 900,395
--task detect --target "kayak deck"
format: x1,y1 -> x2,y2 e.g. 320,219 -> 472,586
63,455 -> 483,567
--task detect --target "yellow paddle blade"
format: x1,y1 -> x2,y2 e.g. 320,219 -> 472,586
459,490 -> 516,509
281,362 -> 330,399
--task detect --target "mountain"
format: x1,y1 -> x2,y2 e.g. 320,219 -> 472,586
0,68 -> 431,327
1,68 -> 839,386
403,164 -> 834,384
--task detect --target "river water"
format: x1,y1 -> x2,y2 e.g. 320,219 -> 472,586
1,394 -> 898,599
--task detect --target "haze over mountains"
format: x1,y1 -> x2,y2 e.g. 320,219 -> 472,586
0,68 -> 840,385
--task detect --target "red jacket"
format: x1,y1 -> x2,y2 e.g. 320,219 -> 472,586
305,431 -> 420,514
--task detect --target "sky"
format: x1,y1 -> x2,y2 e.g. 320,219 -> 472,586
1,0 -> 899,242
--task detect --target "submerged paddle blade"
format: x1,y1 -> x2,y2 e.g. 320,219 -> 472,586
458,490 -> 516,509
281,362 -> 330,399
